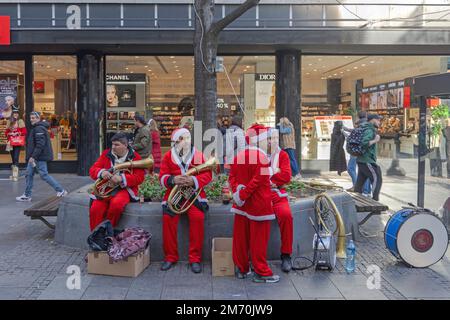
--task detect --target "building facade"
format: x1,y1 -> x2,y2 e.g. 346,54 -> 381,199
1,0 -> 450,175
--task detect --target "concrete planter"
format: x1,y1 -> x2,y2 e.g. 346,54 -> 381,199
55,185 -> 359,261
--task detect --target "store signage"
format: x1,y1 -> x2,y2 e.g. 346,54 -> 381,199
0,16 -> 11,45
106,74 -> 146,82
216,98 -> 229,109
255,74 -> 275,81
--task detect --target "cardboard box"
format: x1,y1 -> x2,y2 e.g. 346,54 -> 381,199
87,246 -> 150,277
212,238 -> 234,277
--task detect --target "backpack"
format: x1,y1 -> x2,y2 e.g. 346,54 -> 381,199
345,127 -> 367,157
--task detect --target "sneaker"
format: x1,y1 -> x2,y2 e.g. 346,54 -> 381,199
56,190 -> 68,197
235,268 -> 248,279
252,273 -> 280,283
16,194 -> 31,202
346,187 -> 354,192
190,262 -> 202,274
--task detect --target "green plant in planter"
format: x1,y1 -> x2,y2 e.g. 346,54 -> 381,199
285,179 -> 306,192
204,174 -> 228,202
138,174 -> 166,201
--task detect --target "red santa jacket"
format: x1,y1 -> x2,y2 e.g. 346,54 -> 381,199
159,146 -> 212,206
228,146 -> 275,221
269,147 -> 292,200
89,148 -> 145,201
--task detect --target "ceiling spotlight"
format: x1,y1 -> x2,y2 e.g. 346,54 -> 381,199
313,69 -> 317,72
308,63 -> 312,66
361,64 -> 366,67
318,58 -> 322,61
353,66 -> 358,69
340,71 -> 344,74
135,56 -> 139,59
57,69 -> 61,72
34,61 -> 38,64
66,72 -> 70,75
344,56 -> 348,59
170,56 -> 175,59
246,66 -> 251,68
46,65 -> 51,68
346,69 -> 350,72
148,70 -> 152,72
333,73 -> 337,76
125,67 -> 129,70
172,61 -> 176,64
306,72 -> 310,75
144,65 -> 148,68
370,61 -> 375,63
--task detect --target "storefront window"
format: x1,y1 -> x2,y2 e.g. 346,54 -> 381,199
0,60 -> 26,165
32,55 -> 77,161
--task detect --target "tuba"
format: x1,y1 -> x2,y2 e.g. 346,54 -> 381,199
92,156 -> 154,200
167,157 -> 218,215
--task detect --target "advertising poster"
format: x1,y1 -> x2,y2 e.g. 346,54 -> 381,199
255,74 -> 275,110
106,83 -> 137,108
0,74 -> 18,119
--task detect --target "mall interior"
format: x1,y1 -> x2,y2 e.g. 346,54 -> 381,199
1,54 -> 449,177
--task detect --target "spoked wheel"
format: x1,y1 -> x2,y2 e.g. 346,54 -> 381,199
314,193 -> 338,235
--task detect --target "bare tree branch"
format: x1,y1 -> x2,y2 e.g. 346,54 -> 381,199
209,0 -> 260,36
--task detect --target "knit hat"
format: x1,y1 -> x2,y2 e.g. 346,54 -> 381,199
30,111 -> 40,119
134,114 -> 146,125
171,127 -> 190,142
246,123 -> 269,145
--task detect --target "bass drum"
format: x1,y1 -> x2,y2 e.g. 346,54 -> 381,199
384,209 -> 449,268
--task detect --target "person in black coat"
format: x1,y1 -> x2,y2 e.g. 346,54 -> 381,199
16,112 -> 67,202
329,121 -> 347,175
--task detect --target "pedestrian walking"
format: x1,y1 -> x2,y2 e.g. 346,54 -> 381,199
16,111 -> 67,202
278,117 -> 300,177
354,114 -> 383,201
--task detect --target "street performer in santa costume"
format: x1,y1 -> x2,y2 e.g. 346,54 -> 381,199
89,132 -> 145,231
267,128 -> 293,272
229,123 -> 280,283
159,128 -> 212,273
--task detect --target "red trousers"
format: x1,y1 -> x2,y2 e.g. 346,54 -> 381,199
232,214 -> 273,277
89,189 -> 130,231
273,196 -> 294,255
163,205 -> 204,263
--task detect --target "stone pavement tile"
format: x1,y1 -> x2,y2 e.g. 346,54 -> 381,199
382,272 -> 450,299
289,273 -> 344,299
88,275 -> 135,288
328,274 -> 388,300
212,277 -> 248,300
0,273 -> 37,287
37,275 -> 93,300
0,287 -> 27,299
81,286 -> 129,300
161,283 -> 213,300
125,285 -> 163,300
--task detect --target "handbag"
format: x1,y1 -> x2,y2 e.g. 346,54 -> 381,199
10,135 -> 25,147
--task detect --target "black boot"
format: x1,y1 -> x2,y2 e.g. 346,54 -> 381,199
161,261 -> 175,271
281,254 -> 292,273
190,262 -> 202,274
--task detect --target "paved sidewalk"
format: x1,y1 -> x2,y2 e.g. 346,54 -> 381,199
0,171 -> 448,300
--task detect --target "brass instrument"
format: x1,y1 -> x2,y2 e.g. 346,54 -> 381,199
92,156 -> 154,199
314,193 -> 347,259
167,157 -> 217,215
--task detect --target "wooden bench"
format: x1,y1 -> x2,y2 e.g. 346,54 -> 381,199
346,191 -> 389,226
24,196 -> 63,229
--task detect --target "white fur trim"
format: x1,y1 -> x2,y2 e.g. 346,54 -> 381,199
97,169 -> 106,179
231,208 -> 276,221
271,188 -> 288,198
160,174 -> 170,187
126,187 -> 140,201
192,176 -> 199,191
232,184 -> 246,207
171,128 -> 190,142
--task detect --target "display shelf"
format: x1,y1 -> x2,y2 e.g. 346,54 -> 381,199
152,105 -> 182,144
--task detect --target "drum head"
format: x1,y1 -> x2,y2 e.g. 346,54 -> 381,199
397,213 -> 449,268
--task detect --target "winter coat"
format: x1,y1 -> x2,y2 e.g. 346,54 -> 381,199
329,130 -> 347,175
229,146 -> 275,221
89,147 -> 145,201
279,122 -> 296,150
26,121 -> 53,162
132,125 -> 152,159
357,122 -> 378,164
151,130 -> 162,170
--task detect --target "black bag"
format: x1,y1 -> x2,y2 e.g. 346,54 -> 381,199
346,127 -> 366,157
87,220 -> 114,251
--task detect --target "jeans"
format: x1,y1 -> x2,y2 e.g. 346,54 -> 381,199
284,148 -> 299,176
10,146 -> 21,166
347,156 -> 371,194
25,161 -> 64,197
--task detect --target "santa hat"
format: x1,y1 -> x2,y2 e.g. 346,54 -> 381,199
246,123 -> 269,145
171,127 -> 190,142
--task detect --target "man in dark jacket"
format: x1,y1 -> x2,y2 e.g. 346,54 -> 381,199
354,114 -> 382,201
16,112 -> 67,202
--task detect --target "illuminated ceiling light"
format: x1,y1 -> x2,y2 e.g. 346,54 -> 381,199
130,71 -> 134,73
346,69 -> 350,72
172,61 -> 177,64
344,56 -> 348,59
148,69 -> 152,72
318,58 -> 322,61
57,69 -> 61,72
46,65 -> 51,68
353,66 -> 358,69
306,72 -> 310,75
313,69 -> 317,72
135,56 -> 139,59
144,65 -> 148,68
66,72 -> 70,75
308,63 -> 312,66
361,64 -> 366,67
370,61 -> 375,63
328,75 -> 332,78
19,73 -> 23,75
333,73 -> 337,76
246,66 -> 251,68
125,67 -> 129,70
170,56 -> 175,59
340,71 -> 344,74
34,61 -> 38,64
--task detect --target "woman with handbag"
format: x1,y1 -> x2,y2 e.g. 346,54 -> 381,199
5,110 -> 27,182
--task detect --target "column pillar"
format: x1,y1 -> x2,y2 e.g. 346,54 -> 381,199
275,50 -> 301,169
77,52 -> 105,176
